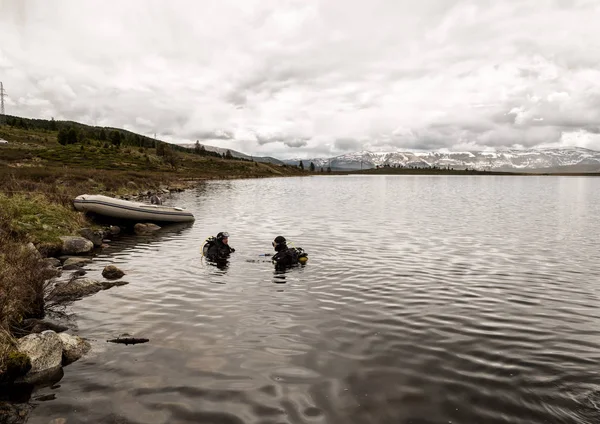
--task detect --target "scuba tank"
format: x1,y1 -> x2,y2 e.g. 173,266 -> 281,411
201,236 -> 216,257
293,247 -> 308,264
272,246 -> 308,266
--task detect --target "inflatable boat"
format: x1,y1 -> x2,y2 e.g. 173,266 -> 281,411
73,194 -> 195,223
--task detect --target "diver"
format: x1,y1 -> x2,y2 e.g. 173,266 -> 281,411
271,236 -> 308,270
203,232 -> 235,263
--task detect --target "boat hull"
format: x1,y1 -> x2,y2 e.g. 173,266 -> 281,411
73,194 -> 195,223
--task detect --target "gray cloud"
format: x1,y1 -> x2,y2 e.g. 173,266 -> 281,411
2,0 -> 600,158
334,138 -> 363,151
187,130 -> 234,141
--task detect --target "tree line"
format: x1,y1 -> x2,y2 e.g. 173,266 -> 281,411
298,160 -> 331,173
2,114 -> 251,162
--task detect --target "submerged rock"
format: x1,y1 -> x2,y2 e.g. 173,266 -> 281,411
59,236 -> 94,255
108,225 -> 121,235
102,265 -> 125,280
100,281 -> 129,290
134,223 -> 161,234
49,278 -> 128,302
58,333 -> 91,365
62,257 -> 92,270
63,258 -> 92,271
49,278 -> 102,301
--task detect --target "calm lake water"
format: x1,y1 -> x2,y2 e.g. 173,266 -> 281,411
27,175 -> 600,424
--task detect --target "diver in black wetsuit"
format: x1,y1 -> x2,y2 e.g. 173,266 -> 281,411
203,232 -> 235,263
271,236 -> 308,270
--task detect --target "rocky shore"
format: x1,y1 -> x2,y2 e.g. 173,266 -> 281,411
0,186 -> 187,423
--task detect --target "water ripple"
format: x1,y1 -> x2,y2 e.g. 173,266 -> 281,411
27,176 -> 600,424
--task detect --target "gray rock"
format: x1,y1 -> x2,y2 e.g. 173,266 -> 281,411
62,257 -> 92,269
59,236 -> 94,255
100,280 -> 129,290
41,257 -> 61,268
49,277 -> 128,301
134,223 -> 161,234
78,228 -> 104,247
71,269 -> 87,277
49,278 -> 103,301
17,331 -> 63,374
102,265 -> 125,280
108,225 -> 121,235
58,333 -> 91,365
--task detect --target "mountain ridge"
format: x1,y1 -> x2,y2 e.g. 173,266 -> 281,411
282,147 -> 600,172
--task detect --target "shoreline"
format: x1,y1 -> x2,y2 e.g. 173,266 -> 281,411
0,173 -> 297,423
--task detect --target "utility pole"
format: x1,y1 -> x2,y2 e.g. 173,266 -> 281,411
0,82 -> 6,116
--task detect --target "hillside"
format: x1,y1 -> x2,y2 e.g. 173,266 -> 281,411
175,142 -> 284,165
0,115 -> 305,185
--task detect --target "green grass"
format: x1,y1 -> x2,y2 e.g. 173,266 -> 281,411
0,193 -> 86,245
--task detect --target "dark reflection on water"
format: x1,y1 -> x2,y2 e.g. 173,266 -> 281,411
26,176 -> 600,424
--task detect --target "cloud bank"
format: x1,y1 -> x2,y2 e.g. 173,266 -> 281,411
1,0 -> 600,158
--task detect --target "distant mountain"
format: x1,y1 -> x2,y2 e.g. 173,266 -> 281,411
283,147 -> 600,172
176,142 -> 284,165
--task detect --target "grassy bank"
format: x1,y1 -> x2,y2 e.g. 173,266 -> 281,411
0,115 -> 309,383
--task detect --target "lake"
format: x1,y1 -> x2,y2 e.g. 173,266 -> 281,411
28,175 -> 600,424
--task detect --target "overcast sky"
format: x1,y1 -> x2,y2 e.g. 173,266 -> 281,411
1,0 -> 600,158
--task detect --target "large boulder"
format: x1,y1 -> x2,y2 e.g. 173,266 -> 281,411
59,236 -> 93,255
17,331 -> 62,375
78,228 -> 104,247
134,223 -> 161,235
58,333 -> 91,365
102,265 -> 125,280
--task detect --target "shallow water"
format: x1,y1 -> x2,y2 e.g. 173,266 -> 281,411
27,175 -> 600,424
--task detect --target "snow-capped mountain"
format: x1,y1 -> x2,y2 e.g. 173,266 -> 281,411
284,147 -> 600,172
